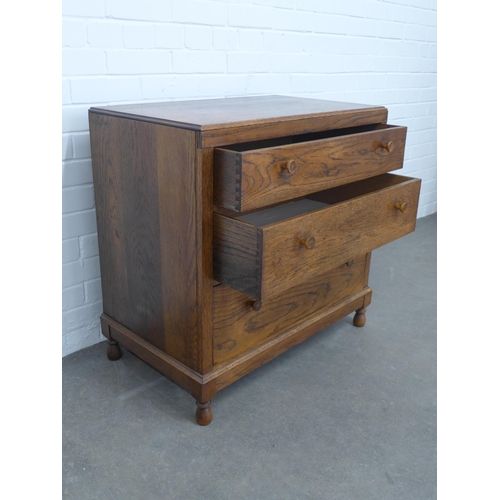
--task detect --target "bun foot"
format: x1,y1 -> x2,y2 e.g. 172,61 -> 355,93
106,339 -> 122,361
353,307 -> 366,327
195,401 -> 213,426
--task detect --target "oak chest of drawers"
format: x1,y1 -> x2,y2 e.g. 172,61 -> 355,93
89,95 -> 421,425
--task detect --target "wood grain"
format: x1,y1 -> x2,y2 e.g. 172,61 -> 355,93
213,256 -> 368,365
90,95 -> 384,132
214,124 -> 407,211
89,113 -> 209,372
155,125 -> 202,370
102,314 -> 216,402
213,173 -> 421,300
90,95 -> 388,148
207,288 -> 372,393
196,147 -> 215,374
213,215 -> 263,300
261,175 -> 421,300
201,107 -> 388,148
90,113 -> 165,351
213,146 -> 241,212
89,95 -> 418,424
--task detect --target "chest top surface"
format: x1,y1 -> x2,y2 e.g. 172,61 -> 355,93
90,95 -> 386,131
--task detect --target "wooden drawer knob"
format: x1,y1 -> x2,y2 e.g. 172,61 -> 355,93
281,159 -> 298,174
299,236 -> 316,249
250,299 -> 262,311
395,202 -> 408,213
345,260 -> 354,267
378,141 -> 395,153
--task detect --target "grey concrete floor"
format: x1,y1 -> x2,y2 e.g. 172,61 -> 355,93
63,213 -> 436,500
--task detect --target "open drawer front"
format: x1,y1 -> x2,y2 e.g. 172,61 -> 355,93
213,173 -> 421,301
214,123 -> 407,212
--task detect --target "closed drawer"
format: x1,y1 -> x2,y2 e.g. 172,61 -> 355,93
213,256 -> 369,366
214,124 -> 407,212
213,173 -> 421,301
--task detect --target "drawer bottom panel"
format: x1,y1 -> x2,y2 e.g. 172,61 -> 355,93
213,254 -> 369,366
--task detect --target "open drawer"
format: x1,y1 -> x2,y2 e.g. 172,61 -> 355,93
213,123 -> 407,212
213,173 -> 421,301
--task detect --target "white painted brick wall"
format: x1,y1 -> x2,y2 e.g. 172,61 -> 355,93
62,0 -> 437,356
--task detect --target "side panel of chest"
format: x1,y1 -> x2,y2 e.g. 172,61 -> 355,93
89,113 -> 212,372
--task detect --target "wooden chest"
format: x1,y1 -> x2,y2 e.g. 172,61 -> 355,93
89,95 -> 421,425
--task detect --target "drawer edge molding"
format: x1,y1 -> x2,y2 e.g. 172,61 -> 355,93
100,287 -> 371,400
101,314 -> 216,401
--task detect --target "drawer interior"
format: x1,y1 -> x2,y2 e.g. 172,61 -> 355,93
234,173 -> 415,227
219,123 -> 396,153
236,199 -> 329,226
